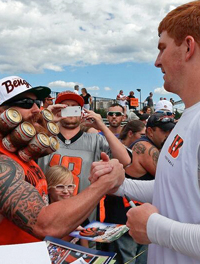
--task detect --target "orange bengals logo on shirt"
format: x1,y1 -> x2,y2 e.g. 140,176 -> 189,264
168,134 -> 183,158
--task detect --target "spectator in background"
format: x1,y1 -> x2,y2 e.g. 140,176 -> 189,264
99,103 -> 126,137
126,113 -> 176,178
141,106 -> 151,115
119,120 -> 146,149
81,88 -> 92,110
136,106 -> 151,124
155,99 -> 173,115
127,91 -> 136,111
74,85 -> 79,95
139,113 -> 150,125
116,90 -> 127,115
144,92 -> 154,114
126,91 -> 139,121
41,95 -> 55,110
170,98 -> 175,106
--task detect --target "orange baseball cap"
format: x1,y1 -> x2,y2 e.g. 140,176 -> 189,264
55,90 -> 84,107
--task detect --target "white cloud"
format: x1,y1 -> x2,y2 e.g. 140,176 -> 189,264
87,86 -> 100,91
104,87 -> 112,91
48,81 -> 82,89
0,0 -> 189,74
154,86 -> 170,95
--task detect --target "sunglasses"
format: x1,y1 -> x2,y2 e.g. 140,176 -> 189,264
8,98 -> 41,109
156,110 -> 173,116
48,184 -> 76,192
107,111 -> 124,117
155,116 -> 174,123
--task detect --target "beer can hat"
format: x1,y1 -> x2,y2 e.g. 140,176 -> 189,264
55,90 -> 84,107
0,76 -> 51,106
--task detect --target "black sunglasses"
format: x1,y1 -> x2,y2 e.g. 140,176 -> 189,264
107,111 -> 124,117
156,110 -> 173,116
155,116 -> 174,124
8,98 -> 41,109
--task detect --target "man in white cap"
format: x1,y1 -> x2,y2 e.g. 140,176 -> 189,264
155,99 -> 173,115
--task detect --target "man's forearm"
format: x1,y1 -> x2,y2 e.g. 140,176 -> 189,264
114,178 -> 154,203
100,125 -> 131,166
34,181 -> 107,239
34,158 -> 124,239
147,213 -> 200,260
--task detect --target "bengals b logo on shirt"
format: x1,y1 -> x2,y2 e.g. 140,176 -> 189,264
168,134 -> 184,158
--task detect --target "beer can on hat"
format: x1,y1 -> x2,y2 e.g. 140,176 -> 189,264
49,136 -> 60,151
9,122 -> 36,149
47,121 -> 59,136
0,108 -> 22,135
18,133 -> 50,162
2,134 -> 17,152
41,108 -> 54,122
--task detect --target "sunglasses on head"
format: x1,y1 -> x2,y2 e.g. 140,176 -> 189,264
107,111 -> 124,117
155,116 -> 174,124
8,98 -> 41,109
156,110 -> 173,116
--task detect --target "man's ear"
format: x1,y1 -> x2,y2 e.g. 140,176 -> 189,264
146,127 -> 153,138
185,36 -> 195,61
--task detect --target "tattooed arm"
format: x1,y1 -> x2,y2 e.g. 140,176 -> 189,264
0,155 -> 46,236
0,154 -> 124,239
125,141 -> 159,178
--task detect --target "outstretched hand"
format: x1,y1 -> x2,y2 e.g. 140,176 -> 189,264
89,152 -> 112,184
89,152 -> 125,193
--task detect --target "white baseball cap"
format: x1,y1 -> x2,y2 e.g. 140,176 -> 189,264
155,100 -> 173,113
0,76 -> 51,106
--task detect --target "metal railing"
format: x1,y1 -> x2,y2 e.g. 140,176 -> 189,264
51,91 -> 183,113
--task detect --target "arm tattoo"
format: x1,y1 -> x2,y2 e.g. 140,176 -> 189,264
0,155 -> 45,235
132,142 -> 146,155
148,146 -> 159,166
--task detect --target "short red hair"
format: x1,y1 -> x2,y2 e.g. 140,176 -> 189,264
158,1 -> 200,46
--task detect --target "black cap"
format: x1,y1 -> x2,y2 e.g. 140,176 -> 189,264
146,113 -> 175,131
139,113 -> 150,121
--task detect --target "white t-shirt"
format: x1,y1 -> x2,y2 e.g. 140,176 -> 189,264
74,90 -> 79,95
117,94 -> 127,107
115,101 -> 200,263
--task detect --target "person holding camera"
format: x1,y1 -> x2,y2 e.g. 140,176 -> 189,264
38,91 -> 131,222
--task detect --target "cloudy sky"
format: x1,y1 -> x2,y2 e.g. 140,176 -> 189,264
0,0 -> 189,108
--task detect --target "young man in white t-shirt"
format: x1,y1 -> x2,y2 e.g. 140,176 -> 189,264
90,2 -> 200,263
